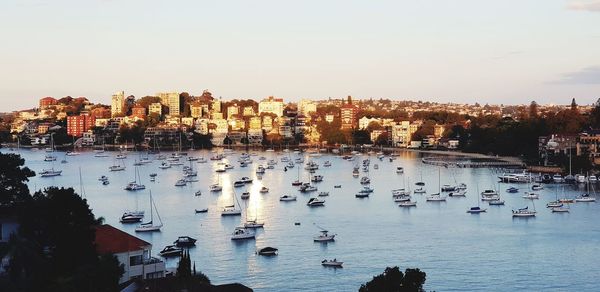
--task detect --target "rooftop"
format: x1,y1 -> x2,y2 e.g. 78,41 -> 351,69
95,224 -> 151,254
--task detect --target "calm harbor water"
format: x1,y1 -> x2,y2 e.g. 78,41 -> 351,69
8,148 -> 600,291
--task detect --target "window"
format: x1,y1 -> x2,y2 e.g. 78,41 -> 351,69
130,255 -> 143,266
146,271 -> 163,279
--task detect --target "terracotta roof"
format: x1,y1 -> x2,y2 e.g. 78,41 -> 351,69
95,224 -> 151,254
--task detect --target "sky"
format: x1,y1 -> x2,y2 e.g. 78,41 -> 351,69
1,0 -> 600,111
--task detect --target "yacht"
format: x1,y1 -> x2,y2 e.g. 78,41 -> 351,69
488,199 -> 505,206
300,183 -> 318,193
506,187 -> 519,193
313,230 -> 335,242
448,190 -> 467,197
426,193 -> 447,201
321,259 -> 343,267
546,201 -> 563,208
318,191 -> 329,197
233,180 -> 245,187
259,186 -> 269,193
307,198 -> 325,206
158,162 -> 171,169
552,174 -> 564,183
531,184 -> 544,191
522,192 -> 539,200
398,201 -> 417,207
360,176 -> 371,185
481,189 -> 498,196
159,245 -> 183,257
241,192 -> 250,200
512,206 -> 536,217
244,219 -> 265,229
352,167 -> 360,177
195,208 -> 208,213
466,206 -> 487,214
231,227 -> 255,240
280,195 -> 297,201
441,185 -> 457,192
311,175 -> 324,182
355,191 -> 370,198
396,167 -> 404,174
40,168 -> 62,177
257,247 -> 278,256
174,179 -> 187,187
414,187 -> 426,194
125,182 -> 146,191
109,164 -> 126,171
120,212 -> 144,223
240,177 -> 253,183
256,165 -> 266,174
481,194 -> 501,201
551,206 -> 570,213
173,236 -> 197,247
221,205 -> 241,216
575,193 -> 596,202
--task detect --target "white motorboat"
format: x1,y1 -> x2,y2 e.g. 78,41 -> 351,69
40,168 -> 62,177
256,165 -> 266,174
116,154 -> 127,160
398,201 -> 417,207
531,184 -> 544,191
300,183 -> 318,192
313,230 -> 336,242
323,161 -> 332,167
158,162 -> 171,169
396,167 -> 404,174
321,259 -> 343,267
448,190 -> 467,197
481,194 -> 501,201
575,193 -> 596,202
360,176 -> 370,184
233,181 -> 245,187
394,195 -> 411,202
307,198 -> 325,206
522,192 -> 539,200
259,186 -> 269,193
481,189 -> 498,196
318,191 -> 329,197
414,187 -> 426,194
174,179 -> 187,187
231,227 -> 255,240
240,177 -> 253,183
195,190 -> 202,196
241,192 -> 250,200
311,175 -> 324,182
125,182 -> 146,191
488,199 -> 505,206
280,195 -> 297,201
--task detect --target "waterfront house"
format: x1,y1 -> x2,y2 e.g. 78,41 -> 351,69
94,224 -> 166,284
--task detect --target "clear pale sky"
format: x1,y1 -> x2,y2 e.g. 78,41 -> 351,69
1,0 -> 600,111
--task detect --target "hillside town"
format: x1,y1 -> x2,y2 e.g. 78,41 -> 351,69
1,91 -> 600,170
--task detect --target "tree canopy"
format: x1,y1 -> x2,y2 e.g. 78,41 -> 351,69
0,153 -> 35,205
360,266 -> 426,292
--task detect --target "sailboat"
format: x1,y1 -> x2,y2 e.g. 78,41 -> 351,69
221,187 -> 242,216
552,186 -> 571,212
292,163 -> 302,186
426,168 -> 446,201
467,185 -> 486,213
40,152 -> 62,177
209,173 -> 223,192
66,137 -> 81,156
135,191 -> 163,232
512,200 -> 536,217
576,173 -> 597,202
109,158 -> 126,171
94,141 -> 109,157
44,133 -> 57,161
124,165 -> 145,191
243,204 -> 264,228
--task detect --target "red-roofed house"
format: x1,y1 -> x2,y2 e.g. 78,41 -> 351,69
95,224 -> 165,284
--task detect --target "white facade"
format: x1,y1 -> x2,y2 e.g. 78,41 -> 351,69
157,92 -> 180,116
111,91 -> 125,117
258,97 -> 284,117
298,99 -> 317,116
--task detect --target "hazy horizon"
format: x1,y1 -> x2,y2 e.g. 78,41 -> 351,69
1,0 -> 599,111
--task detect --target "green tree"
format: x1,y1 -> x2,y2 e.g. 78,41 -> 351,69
0,153 -> 35,205
359,266 -> 426,292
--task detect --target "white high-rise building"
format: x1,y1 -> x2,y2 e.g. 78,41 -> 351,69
258,96 -> 284,117
157,92 -> 180,116
111,91 -> 125,117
